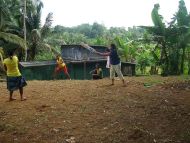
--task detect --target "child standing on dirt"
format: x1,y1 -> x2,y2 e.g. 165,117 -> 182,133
3,51 -> 27,101
53,55 -> 71,80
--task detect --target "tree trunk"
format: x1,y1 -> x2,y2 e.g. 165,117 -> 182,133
23,0 -> 27,61
188,62 -> 190,75
161,43 -> 169,76
180,47 -> 185,74
0,53 -> 5,73
31,43 -> 37,60
188,51 -> 190,75
0,53 -> 3,63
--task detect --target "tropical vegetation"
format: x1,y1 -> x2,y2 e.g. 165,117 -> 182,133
0,0 -> 190,75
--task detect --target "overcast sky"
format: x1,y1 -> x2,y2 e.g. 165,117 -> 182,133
41,0 -> 190,28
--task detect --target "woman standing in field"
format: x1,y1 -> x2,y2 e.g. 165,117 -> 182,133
81,43 -> 126,86
3,51 -> 27,101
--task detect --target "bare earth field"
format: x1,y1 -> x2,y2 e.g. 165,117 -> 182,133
0,76 -> 190,143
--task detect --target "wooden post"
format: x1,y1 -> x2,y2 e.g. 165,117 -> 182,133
84,61 -> 86,79
71,63 -> 75,79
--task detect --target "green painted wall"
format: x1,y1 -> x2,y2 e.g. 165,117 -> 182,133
20,61 -> 110,80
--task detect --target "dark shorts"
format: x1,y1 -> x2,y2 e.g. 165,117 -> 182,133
7,76 -> 27,91
92,74 -> 102,80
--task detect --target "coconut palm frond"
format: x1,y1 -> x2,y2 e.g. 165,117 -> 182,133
0,32 -> 26,50
31,29 -> 41,43
3,23 -> 23,36
0,47 -> 4,71
41,12 -> 53,39
36,0 -> 44,13
0,47 -> 4,62
0,47 -> 4,54
38,42 -> 59,55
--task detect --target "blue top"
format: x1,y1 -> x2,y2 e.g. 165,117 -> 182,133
110,48 -> 120,65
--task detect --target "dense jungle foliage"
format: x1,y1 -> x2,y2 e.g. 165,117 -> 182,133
0,0 -> 190,75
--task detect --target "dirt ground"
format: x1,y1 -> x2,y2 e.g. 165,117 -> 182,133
0,76 -> 190,143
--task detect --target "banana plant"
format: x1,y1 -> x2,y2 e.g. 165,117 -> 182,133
115,36 -> 140,62
175,0 -> 190,74
115,36 -> 130,62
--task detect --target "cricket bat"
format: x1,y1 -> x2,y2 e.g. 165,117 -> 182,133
81,43 -> 96,53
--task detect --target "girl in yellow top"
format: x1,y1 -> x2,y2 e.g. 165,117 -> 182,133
3,51 -> 27,101
53,55 -> 71,79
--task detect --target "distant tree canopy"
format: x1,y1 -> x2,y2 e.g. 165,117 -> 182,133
0,0 -> 190,76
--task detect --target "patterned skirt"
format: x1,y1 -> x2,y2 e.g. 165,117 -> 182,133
7,76 -> 27,91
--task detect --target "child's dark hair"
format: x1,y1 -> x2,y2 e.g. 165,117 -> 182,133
56,54 -> 61,58
110,43 -> 116,50
8,51 -> 14,60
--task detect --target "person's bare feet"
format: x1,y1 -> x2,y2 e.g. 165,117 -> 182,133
9,98 -> 16,101
21,97 -> 27,101
122,80 -> 127,87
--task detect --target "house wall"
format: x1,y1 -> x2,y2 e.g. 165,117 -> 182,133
20,45 -> 135,80
20,61 -> 135,80
20,61 -> 110,80
69,61 -> 110,80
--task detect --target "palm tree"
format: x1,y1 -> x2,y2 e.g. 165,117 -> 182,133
29,12 -> 55,60
21,0 -> 57,60
0,0 -> 26,52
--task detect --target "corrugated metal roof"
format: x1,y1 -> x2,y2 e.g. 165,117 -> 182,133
19,61 -> 56,67
19,45 -> 136,68
61,45 -> 107,61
